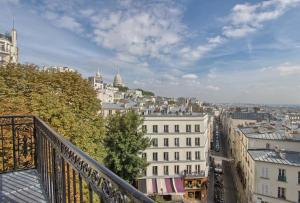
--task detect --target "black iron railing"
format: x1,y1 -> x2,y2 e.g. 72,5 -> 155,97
0,115 -> 154,203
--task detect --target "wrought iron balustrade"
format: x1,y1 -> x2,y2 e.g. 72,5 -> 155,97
0,115 -> 154,203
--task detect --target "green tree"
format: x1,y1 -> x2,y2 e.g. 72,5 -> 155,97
104,110 -> 150,183
0,63 -> 106,162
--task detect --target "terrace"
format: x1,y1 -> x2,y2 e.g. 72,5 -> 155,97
0,115 -> 153,203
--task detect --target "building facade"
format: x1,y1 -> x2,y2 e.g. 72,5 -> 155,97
137,113 -> 210,202
248,149 -> 300,203
0,28 -> 18,64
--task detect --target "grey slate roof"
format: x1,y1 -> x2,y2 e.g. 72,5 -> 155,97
248,149 -> 300,167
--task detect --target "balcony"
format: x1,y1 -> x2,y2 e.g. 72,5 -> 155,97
0,115 -> 153,203
278,176 -> 287,182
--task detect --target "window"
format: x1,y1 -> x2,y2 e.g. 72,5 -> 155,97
174,152 -> 180,160
164,138 -> 169,147
298,172 -> 300,184
174,165 -> 180,175
195,165 -> 201,173
261,183 -> 269,195
278,187 -> 285,199
109,110 -> 112,115
164,166 -> 169,175
186,165 -> 192,174
152,138 -> 158,147
266,143 -> 270,149
195,151 -> 200,160
278,169 -> 286,181
142,153 -> 147,160
153,152 -> 158,161
186,125 -> 191,132
298,191 -> 300,203
261,167 -> 269,178
175,125 -> 179,133
195,137 -> 200,146
153,125 -> 158,133
186,151 -> 191,160
186,138 -> 191,146
142,125 -> 147,133
174,138 -> 180,146
195,124 -> 200,132
152,166 -> 158,175
164,125 -> 169,133
164,152 -> 169,161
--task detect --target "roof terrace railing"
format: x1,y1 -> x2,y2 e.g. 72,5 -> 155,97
0,115 -> 154,203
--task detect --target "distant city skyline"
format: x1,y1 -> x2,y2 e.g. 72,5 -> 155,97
1,0 -> 300,104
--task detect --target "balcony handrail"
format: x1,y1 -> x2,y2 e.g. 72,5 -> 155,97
0,115 -> 154,203
35,116 -> 153,202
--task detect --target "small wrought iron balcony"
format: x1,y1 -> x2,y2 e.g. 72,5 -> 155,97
278,175 -> 287,182
0,115 -> 154,203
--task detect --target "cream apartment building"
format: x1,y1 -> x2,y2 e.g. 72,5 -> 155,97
137,113 -> 210,201
231,123 -> 300,203
247,149 -> 300,203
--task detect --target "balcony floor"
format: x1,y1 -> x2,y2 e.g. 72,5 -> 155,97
0,169 -> 47,203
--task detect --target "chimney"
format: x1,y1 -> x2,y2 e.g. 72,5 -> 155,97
279,149 -> 286,159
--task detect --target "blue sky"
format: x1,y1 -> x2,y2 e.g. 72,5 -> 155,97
1,0 -> 300,104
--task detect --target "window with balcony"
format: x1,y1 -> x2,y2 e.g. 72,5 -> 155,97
278,169 -> 286,182
186,137 -> 191,146
152,138 -> 158,147
153,166 -> 158,176
186,165 -> 192,174
186,125 -> 191,132
175,125 -> 179,133
195,165 -> 201,173
195,137 -> 200,146
153,125 -> 158,133
174,165 -> 180,174
164,125 -> 169,133
164,152 -> 169,161
195,151 -> 200,160
195,124 -> 200,132
186,151 -> 191,160
174,138 -> 180,147
164,138 -> 169,147
175,152 -> 180,160
277,187 -> 285,199
153,152 -> 158,161
164,166 -> 169,175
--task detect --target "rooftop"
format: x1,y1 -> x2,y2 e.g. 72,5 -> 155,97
239,126 -> 300,141
248,149 -> 300,167
229,112 -> 271,121
144,112 -> 207,117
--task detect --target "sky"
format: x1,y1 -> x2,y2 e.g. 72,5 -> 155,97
1,0 -> 300,104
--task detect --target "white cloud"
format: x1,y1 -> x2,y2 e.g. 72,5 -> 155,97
89,2 -> 185,61
206,85 -> 220,91
260,63 -> 300,76
223,0 -> 300,38
44,11 -> 83,33
277,63 -> 300,76
182,74 -> 198,80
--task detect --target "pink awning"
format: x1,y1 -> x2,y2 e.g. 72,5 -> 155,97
174,177 -> 184,193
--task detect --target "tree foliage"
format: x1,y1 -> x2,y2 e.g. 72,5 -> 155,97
104,110 -> 150,183
0,63 -> 106,162
136,88 -> 155,96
